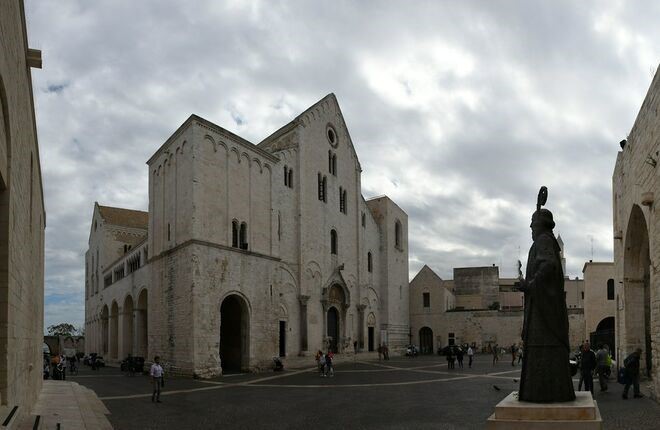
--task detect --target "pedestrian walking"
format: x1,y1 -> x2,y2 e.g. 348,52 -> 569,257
377,344 -> 383,361
467,346 -> 474,368
353,341 -> 358,354
595,344 -> 609,392
447,347 -> 455,369
511,344 -> 517,366
622,348 -> 643,400
325,351 -> 334,377
383,344 -> 390,360
579,341 -> 596,394
150,356 -> 164,403
492,344 -> 499,365
517,345 -> 523,365
456,347 -> 464,368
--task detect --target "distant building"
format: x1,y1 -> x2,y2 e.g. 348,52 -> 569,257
582,262 -> 615,354
85,95 -> 409,376
410,249 -> 590,354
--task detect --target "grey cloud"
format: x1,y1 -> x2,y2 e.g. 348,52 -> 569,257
24,0 -> 660,327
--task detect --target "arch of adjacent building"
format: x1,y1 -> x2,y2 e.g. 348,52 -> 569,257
623,204 -> 652,376
136,289 -> 148,359
0,73 -> 11,404
219,292 -> 250,372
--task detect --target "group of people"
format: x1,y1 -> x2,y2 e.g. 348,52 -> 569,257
577,340 -> 644,400
44,353 -> 78,380
445,346 -> 473,368
377,344 -> 390,360
315,350 -> 335,377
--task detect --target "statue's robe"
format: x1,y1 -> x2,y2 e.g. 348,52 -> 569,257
519,230 -> 576,402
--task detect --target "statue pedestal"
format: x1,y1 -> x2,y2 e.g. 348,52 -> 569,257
487,392 -> 602,429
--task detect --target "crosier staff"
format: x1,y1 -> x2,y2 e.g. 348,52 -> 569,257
516,186 -> 548,291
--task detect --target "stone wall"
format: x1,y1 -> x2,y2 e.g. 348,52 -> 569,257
613,65 -> 660,397
0,0 -> 46,414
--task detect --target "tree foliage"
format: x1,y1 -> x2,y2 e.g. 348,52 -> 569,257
47,323 -> 80,337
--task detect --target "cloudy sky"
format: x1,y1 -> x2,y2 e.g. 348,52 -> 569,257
24,0 -> 660,330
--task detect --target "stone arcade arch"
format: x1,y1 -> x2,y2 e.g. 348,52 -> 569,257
110,301 -> 119,360
419,327 -> 434,354
122,295 -> 134,357
136,289 -> 148,359
623,204 -> 652,376
220,294 -> 250,372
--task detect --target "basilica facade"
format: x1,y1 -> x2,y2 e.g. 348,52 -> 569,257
84,94 -> 409,376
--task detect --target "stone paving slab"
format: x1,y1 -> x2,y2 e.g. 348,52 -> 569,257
15,380 -> 112,430
69,356 -> 660,430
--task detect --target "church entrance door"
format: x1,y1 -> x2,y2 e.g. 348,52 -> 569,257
419,327 -> 433,354
368,327 -> 374,351
220,295 -> 249,372
327,307 -> 339,353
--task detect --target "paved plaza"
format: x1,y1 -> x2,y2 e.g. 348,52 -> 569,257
69,355 -> 660,430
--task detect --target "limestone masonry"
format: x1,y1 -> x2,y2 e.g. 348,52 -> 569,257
0,0 -> 46,420
613,65 -> 660,398
85,94 -> 409,375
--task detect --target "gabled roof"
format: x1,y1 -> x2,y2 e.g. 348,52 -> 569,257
410,264 -> 443,285
98,204 -> 148,230
258,93 -> 362,171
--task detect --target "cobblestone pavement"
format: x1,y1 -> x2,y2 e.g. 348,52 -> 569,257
69,355 -> 660,430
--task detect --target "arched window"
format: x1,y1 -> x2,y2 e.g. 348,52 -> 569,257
607,279 -> 614,300
332,154 -> 337,176
232,220 -> 239,248
367,252 -> 372,272
361,212 -> 366,227
239,222 -> 248,250
288,168 -> 293,188
395,220 -> 402,249
284,166 -> 288,186
328,150 -> 333,173
331,229 -> 337,255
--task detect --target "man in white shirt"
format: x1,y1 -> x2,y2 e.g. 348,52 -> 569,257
467,346 -> 474,368
150,356 -> 164,403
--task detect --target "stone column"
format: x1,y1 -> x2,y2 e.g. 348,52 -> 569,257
117,310 -> 126,360
298,295 -> 310,352
341,303 -> 350,352
357,304 -> 366,350
321,299 -> 329,350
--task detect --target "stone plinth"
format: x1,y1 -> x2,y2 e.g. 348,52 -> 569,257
487,392 -> 602,429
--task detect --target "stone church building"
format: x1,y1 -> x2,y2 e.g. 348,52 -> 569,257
85,94 -> 409,376
613,65 -> 660,397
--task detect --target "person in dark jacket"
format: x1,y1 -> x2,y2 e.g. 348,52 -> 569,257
579,341 -> 597,394
622,348 -> 644,400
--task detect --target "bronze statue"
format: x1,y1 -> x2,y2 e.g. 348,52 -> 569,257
516,187 -> 575,403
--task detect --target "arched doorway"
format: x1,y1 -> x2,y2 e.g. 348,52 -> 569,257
122,295 -> 134,357
110,301 -> 119,359
419,327 -> 433,354
327,307 -> 339,352
136,290 -> 148,358
590,317 -> 615,358
623,205 -> 652,376
220,295 -> 249,372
